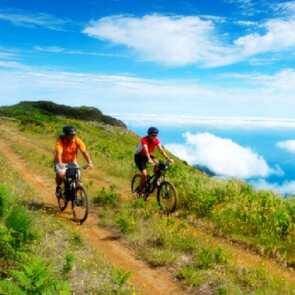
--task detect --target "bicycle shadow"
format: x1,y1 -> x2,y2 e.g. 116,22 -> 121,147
23,199 -> 73,221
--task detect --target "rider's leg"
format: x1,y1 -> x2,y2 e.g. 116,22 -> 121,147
55,172 -> 64,187
139,169 -> 148,192
55,164 -> 66,196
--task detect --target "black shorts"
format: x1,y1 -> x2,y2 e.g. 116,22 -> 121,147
134,154 -> 154,171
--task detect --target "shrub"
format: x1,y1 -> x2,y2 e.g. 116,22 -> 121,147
176,266 -> 206,288
194,247 -> 227,270
62,253 -> 75,276
5,206 -> 35,247
93,187 -> 120,207
115,213 -> 136,234
111,268 -> 131,289
0,224 -> 15,260
0,185 -> 9,218
140,248 -> 177,267
0,257 -> 71,295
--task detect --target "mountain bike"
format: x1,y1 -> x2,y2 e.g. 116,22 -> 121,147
131,161 -> 177,214
57,163 -> 89,224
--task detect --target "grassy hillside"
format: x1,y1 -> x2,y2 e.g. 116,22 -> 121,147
0,156 -> 133,294
0,101 -> 294,294
0,100 -> 126,128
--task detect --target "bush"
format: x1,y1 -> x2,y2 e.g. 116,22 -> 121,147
62,254 -> 75,276
0,257 -> 71,295
0,185 -> 9,218
140,248 -> 177,267
111,268 -> 131,289
5,206 -> 35,247
0,224 -> 15,260
194,247 -> 227,270
115,212 -> 136,234
93,187 -> 120,207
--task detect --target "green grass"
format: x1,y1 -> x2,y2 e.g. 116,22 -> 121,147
0,154 -> 134,294
12,114 -> 293,263
1,105 -> 295,293
97,197 -> 295,294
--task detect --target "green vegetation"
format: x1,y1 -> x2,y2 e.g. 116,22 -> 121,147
97,197 -> 293,294
93,186 -> 120,207
0,155 -> 133,294
0,100 -> 126,128
0,101 -> 295,294
10,101 -> 293,265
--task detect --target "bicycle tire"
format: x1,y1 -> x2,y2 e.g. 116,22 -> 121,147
72,186 -> 88,224
131,174 -> 142,197
157,181 -> 177,214
57,184 -> 68,212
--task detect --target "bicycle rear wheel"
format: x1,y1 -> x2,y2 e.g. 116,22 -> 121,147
72,186 -> 88,224
157,181 -> 177,214
57,184 -> 68,212
131,174 -> 142,197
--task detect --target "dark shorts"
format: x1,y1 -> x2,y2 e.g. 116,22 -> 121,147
134,154 -> 153,171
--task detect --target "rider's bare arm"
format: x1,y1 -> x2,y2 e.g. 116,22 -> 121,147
55,144 -> 64,165
143,144 -> 155,164
158,145 -> 174,163
81,150 -> 93,167
76,138 -> 93,167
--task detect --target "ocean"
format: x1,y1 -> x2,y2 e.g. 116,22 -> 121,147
127,123 -> 295,195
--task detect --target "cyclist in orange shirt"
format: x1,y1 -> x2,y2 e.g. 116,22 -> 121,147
54,126 -> 93,197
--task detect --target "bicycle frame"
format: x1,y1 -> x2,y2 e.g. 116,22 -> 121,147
144,162 -> 169,196
64,164 -> 81,201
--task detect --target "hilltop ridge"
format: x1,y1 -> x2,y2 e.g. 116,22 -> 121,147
0,100 -> 127,128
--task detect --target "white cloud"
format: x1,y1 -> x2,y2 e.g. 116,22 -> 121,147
234,19 -> 295,56
83,14 -> 233,67
166,132 -> 279,179
120,114 -> 295,129
83,3 -> 295,68
0,9 -> 71,30
33,46 -> 127,58
251,179 -> 295,195
1,60 -> 295,118
277,140 -> 295,154
235,20 -> 258,27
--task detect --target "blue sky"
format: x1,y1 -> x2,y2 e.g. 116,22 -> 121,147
1,0 -> 295,121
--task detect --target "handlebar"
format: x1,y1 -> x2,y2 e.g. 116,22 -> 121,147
63,163 -> 91,170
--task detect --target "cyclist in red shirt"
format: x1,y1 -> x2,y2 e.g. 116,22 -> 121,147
134,127 -> 173,194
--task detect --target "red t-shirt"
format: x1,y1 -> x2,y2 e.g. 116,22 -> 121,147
136,136 -> 160,156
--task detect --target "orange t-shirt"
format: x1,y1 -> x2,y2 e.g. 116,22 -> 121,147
55,136 -> 86,163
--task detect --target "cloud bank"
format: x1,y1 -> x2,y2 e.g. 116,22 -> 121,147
83,2 -> 295,67
167,132 -> 280,179
251,179 -> 295,195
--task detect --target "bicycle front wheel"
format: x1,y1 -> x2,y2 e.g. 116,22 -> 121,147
157,181 -> 177,214
72,186 -> 88,224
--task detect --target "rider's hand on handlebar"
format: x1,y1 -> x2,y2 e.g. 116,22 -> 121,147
84,161 -> 93,169
148,158 -> 156,166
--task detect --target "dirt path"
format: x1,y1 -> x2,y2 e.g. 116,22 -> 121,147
0,139 -> 186,295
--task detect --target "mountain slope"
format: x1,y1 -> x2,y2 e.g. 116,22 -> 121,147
0,102 -> 294,294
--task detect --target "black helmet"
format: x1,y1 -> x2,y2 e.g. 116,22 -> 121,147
63,125 -> 76,136
147,126 -> 159,135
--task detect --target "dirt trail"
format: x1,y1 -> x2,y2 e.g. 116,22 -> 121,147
0,139 -> 186,295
